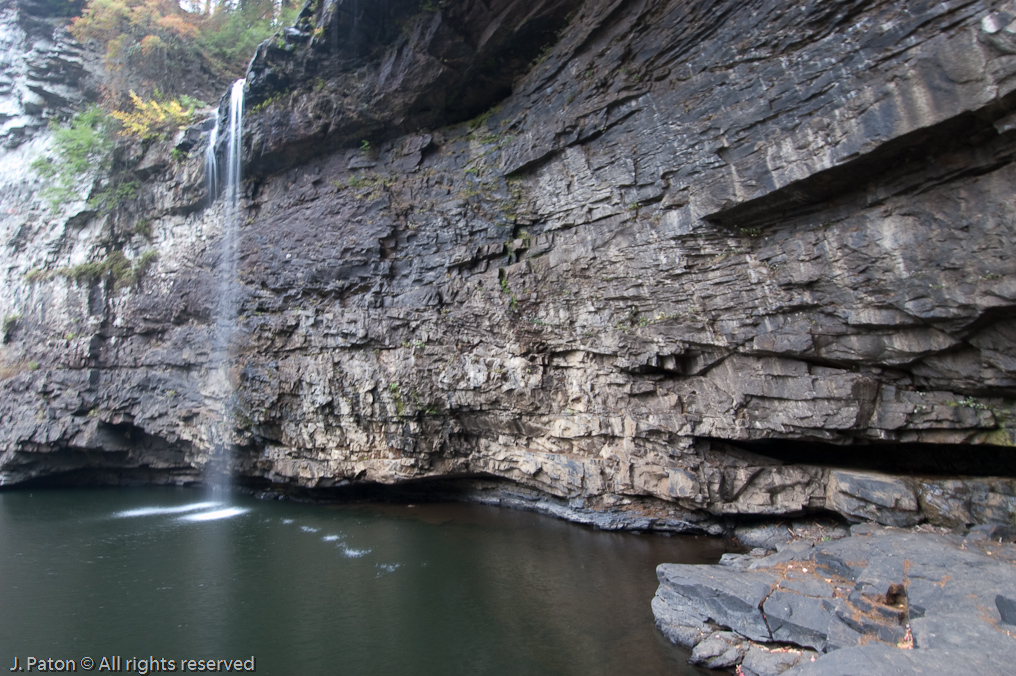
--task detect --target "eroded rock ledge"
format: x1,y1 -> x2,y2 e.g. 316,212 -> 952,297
654,524 -> 1016,675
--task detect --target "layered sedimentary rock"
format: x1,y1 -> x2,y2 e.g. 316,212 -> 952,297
2,0 -> 1016,531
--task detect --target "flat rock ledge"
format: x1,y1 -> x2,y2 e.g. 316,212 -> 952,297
653,524 -> 1016,675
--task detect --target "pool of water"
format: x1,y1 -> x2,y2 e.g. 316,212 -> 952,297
0,487 -> 725,675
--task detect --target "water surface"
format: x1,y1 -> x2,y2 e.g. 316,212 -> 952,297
0,488 -> 724,675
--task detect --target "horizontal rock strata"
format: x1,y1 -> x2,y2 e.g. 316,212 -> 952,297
0,0 -> 1016,534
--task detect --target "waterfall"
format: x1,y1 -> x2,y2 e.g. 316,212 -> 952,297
218,78 -> 244,336
204,117 -> 218,203
225,79 -> 244,231
205,78 -> 245,490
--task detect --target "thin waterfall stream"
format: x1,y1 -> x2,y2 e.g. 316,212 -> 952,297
204,115 -> 218,204
204,78 -> 245,492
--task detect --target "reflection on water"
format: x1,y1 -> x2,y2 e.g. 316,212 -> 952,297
179,507 -> 250,522
115,502 -> 221,518
0,488 -> 724,676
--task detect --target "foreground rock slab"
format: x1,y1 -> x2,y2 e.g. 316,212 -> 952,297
653,525 -> 1016,675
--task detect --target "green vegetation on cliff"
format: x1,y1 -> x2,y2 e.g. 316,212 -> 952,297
31,0 -> 300,215
30,105 -> 114,208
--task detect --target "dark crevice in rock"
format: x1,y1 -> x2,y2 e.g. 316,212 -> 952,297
5,465 -> 202,488
723,437 -> 1016,477
0,422 -> 202,487
241,471 -> 497,502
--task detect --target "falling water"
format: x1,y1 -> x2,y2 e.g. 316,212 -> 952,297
205,78 -> 245,489
204,117 -> 217,203
218,78 -> 244,329
224,78 -> 244,234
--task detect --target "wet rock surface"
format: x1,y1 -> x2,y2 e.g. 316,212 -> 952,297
654,525 -> 1016,675
2,0 -> 1016,537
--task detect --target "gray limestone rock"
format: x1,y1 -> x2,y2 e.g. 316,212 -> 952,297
827,471 -> 920,527
655,564 -> 777,644
689,631 -> 747,669
741,645 -> 811,676
654,526 -> 1016,674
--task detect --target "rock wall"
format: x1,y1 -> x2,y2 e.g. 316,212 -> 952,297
3,0 -> 1016,532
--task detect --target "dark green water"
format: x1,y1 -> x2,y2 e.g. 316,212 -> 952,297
0,488 -> 724,675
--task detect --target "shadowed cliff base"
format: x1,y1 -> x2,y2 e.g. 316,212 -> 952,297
6,434 -> 1016,535
725,438 -> 1016,477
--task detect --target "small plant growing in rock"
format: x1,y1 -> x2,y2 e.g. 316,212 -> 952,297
948,396 -> 991,412
133,219 -> 153,239
499,270 -> 518,311
56,250 -> 159,290
388,382 -> 405,417
132,250 -> 159,283
467,105 -> 500,132
250,90 -> 290,114
24,268 -> 53,283
2,313 -> 20,344
2,313 -> 20,335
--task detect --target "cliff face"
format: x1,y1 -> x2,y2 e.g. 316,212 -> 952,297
3,0 -> 1016,532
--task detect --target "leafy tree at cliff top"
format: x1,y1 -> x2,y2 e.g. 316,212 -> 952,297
69,0 -> 296,105
197,0 -> 297,75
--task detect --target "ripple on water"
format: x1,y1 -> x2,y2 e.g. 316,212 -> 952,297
338,544 -> 371,558
114,503 -> 221,518
375,563 -> 401,577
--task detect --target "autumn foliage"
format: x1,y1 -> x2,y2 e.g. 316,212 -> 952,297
69,0 -> 295,106
108,91 -> 200,140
